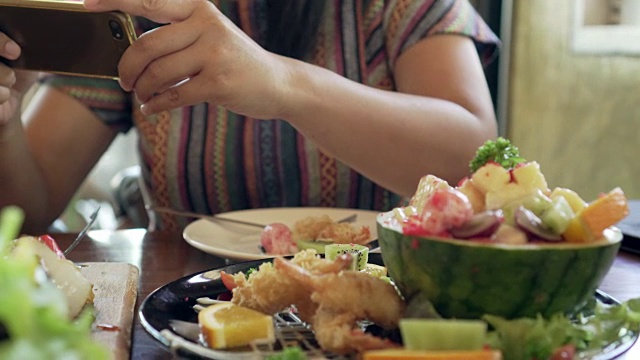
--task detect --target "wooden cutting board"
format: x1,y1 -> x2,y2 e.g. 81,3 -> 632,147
80,262 -> 139,360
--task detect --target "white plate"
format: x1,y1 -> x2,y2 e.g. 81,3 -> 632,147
182,207 -> 380,261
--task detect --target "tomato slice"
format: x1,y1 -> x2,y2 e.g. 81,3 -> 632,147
38,234 -> 65,259
550,344 -> 576,360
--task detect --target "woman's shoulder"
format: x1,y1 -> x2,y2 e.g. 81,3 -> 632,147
365,0 -> 499,65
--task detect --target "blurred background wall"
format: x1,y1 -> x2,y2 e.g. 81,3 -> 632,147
503,0 -> 640,200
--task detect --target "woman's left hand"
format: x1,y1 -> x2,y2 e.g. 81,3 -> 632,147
84,0 -> 291,119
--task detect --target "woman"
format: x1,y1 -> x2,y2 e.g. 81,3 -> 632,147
0,0 -> 499,232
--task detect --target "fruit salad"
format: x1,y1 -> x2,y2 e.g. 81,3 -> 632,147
392,138 -> 629,244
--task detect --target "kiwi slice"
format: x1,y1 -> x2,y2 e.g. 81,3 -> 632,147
325,243 -> 369,270
294,239 -> 333,254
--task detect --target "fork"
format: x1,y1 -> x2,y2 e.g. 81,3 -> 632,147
63,206 -> 100,256
149,206 -> 358,228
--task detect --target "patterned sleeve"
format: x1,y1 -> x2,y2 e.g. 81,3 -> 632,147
38,74 -> 133,133
382,0 -> 500,69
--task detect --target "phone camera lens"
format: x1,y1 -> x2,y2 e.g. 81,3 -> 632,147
109,20 -> 124,40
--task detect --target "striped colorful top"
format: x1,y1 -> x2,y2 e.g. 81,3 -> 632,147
42,0 -> 499,231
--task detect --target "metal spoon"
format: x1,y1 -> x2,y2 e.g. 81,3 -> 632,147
63,206 -> 100,256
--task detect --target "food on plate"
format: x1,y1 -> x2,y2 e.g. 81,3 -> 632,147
325,243 -> 369,270
379,208 -> 622,319
260,223 -> 297,255
398,165 -> 628,243
222,249 -> 352,322
259,215 -> 371,255
369,138 -> 640,359
220,249 -> 403,354
194,139 -> 640,359
363,348 -> 503,360
399,319 -> 487,351
274,254 -> 403,354
0,206 -> 108,359
12,235 -> 94,318
292,215 -> 371,245
198,302 -> 274,349
361,263 -> 388,278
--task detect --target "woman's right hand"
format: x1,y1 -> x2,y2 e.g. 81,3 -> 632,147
0,33 -> 37,126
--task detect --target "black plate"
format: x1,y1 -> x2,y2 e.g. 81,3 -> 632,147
618,200 -> 640,254
139,253 -> 638,359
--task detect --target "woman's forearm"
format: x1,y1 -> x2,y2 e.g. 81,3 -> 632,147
280,58 -> 497,196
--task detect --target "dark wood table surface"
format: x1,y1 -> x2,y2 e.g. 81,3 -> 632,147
54,229 -> 640,359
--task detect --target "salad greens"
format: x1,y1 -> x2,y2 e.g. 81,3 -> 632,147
470,137 -> 526,173
266,346 -> 308,360
0,206 -> 109,360
0,206 -> 24,253
483,297 -> 640,360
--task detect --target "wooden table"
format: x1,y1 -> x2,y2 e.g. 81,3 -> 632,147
54,229 -> 640,359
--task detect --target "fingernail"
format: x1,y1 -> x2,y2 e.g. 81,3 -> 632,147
117,78 -> 130,91
4,41 -> 20,59
140,104 -> 151,115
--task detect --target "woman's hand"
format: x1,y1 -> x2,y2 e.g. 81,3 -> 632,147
0,34 -> 38,126
84,0 -> 292,119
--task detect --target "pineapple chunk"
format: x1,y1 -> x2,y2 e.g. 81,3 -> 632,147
563,187 -> 629,243
492,223 -> 528,244
457,178 -> 485,213
410,175 -> 452,212
483,162 -> 550,210
470,162 -> 510,194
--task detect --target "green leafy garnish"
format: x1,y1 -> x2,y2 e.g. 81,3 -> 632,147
246,267 -> 257,278
266,346 -> 308,360
0,206 -> 24,253
0,207 -> 110,359
483,298 -> 640,360
470,137 -> 526,173
483,313 -> 586,360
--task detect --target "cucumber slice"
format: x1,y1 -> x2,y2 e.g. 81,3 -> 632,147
294,239 -> 332,254
399,319 -> 487,351
540,195 -> 575,234
325,243 -> 369,270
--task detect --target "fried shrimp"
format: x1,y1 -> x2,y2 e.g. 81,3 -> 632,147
228,250 -> 352,322
273,256 -> 404,354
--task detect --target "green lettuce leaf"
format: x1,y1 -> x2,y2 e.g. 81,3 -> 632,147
0,206 -> 110,359
483,298 -> 640,360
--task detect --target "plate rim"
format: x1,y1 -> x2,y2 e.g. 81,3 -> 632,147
182,207 -> 381,261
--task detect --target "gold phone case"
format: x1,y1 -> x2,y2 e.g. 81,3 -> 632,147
0,0 -> 137,79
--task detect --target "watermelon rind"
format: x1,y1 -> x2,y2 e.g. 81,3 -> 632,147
377,211 -> 622,320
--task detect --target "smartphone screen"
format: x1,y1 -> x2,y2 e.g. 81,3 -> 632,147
0,2 -> 136,79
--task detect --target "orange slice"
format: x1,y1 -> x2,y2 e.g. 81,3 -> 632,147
363,349 -> 502,360
563,187 -> 629,243
198,302 -> 275,349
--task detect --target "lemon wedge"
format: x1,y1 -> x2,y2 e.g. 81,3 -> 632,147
198,302 -> 275,349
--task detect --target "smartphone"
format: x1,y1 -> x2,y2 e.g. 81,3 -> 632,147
0,0 -> 137,79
